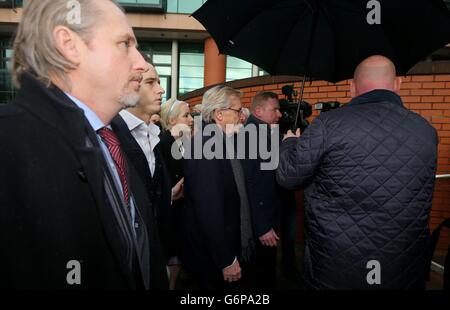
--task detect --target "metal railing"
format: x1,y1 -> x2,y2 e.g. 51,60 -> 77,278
430,174 -> 449,274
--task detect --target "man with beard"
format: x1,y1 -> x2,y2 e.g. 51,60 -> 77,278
0,0 -> 168,289
111,59 -> 184,289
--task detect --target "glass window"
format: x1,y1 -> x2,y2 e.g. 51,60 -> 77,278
226,56 -> 252,82
0,39 -> 15,105
259,69 -> 269,76
153,54 -> 171,65
139,42 -> 172,101
119,0 -> 161,4
155,66 -> 172,76
179,43 -> 204,96
167,0 -> 208,14
178,0 -> 204,14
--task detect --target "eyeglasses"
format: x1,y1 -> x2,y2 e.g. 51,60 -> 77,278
222,107 -> 243,114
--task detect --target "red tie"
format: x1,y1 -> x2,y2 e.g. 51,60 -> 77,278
98,127 -> 130,206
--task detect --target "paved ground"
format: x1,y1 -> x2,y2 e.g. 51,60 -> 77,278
175,243 -> 445,290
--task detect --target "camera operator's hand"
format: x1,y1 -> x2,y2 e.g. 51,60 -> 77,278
283,128 -> 301,141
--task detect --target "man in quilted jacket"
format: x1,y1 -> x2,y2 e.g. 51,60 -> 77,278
277,55 -> 438,289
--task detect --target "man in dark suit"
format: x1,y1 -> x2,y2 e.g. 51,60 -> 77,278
0,0 -> 168,289
242,91 -> 284,288
111,61 -> 183,288
182,85 -> 253,289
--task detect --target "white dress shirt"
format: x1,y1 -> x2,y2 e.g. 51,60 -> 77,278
119,110 -> 160,176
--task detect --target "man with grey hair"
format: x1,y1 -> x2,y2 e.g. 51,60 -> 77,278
182,85 -> 256,289
0,0 -> 168,289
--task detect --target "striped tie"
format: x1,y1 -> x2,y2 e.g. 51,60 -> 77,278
98,127 -> 130,206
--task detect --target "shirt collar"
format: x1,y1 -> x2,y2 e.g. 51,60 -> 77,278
65,93 -> 105,131
119,109 -> 161,137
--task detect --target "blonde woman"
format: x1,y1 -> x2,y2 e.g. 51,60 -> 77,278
159,98 -> 193,289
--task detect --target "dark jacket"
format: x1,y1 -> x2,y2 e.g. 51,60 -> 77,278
242,114 -> 281,238
159,130 -> 184,187
277,89 -> 438,289
182,125 -> 241,276
111,115 -> 174,260
0,73 -> 168,289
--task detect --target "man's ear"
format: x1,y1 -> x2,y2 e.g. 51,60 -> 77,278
350,80 -> 356,98
253,106 -> 262,118
393,77 -> 402,94
214,109 -> 223,122
53,25 -> 81,67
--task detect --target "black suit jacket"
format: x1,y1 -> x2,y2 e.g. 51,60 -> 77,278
111,115 -> 173,260
0,73 -> 168,289
182,125 -> 241,275
242,115 -> 281,238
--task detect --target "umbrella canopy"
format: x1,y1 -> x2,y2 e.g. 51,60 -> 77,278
193,0 -> 450,83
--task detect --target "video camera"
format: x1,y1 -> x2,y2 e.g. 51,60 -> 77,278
279,85 -> 312,134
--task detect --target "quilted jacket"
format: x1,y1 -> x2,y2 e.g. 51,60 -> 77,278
277,89 -> 438,289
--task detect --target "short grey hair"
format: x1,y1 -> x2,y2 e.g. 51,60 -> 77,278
12,0 -> 122,89
201,85 -> 242,123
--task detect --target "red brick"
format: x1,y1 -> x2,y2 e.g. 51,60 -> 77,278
402,96 -> 421,103
401,76 -> 412,82
263,84 -> 278,90
319,86 -> 337,92
445,110 -> 450,116
337,85 -> 350,91
307,93 -> 328,99
411,75 -> 434,82
337,97 -> 352,104
445,97 -> 450,102
304,87 -> 319,93
438,144 -> 450,153
311,81 -> 329,87
251,86 -> 264,92
434,89 -> 450,96
411,89 -> 432,96
398,90 -> 410,96
409,103 -> 432,110
422,82 -> 446,89
336,80 -> 350,85
433,103 -> 450,109
440,138 -> 450,144
328,91 -> 347,98
447,82 -> 450,88
442,124 -> 450,130
420,110 -> 444,117
401,82 -> 422,90
435,75 -> 450,81
421,96 -> 444,103
439,131 -> 450,137
432,117 -> 450,124
242,91 -> 256,98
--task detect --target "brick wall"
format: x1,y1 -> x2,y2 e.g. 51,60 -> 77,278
185,74 -> 450,254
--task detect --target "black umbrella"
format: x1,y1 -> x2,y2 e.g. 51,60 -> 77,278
193,0 -> 450,83
193,0 -> 450,129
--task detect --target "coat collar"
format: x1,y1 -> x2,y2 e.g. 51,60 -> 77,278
347,89 -> 403,107
15,73 -> 142,287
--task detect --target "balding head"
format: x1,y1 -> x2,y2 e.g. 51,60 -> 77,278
350,55 -> 402,98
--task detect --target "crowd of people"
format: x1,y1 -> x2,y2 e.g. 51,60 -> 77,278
0,0 -> 438,290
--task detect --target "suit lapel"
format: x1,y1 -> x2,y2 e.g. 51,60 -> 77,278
15,76 -> 140,287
